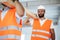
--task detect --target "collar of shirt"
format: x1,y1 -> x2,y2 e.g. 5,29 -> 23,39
39,18 -> 47,22
15,11 -> 27,20
15,12 -> 27,24
39,18 -> 47,26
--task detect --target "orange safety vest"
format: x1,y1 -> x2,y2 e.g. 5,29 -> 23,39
31,19 -> 52,40
0,8 -> 22,40
0,10 -> 2,26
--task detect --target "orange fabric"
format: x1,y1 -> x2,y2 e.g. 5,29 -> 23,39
1,8 -> 22,27
1,39 -> 17,40
31,19 -> 52,40
0,29 -> 21,36
2,8 -> 16,26
33,19 -> 52,31
0,8 -> 22,39
1,8 -> 22,28
0,10 -> 2,26
32,32 -> 51,37
2,2 -> 15,9
31,37 -> 47,40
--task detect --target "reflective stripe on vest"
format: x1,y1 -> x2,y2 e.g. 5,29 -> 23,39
0,26 -> 21,40
0,26 -> 22,31
0,35 -> 21,40
32,34 -> 49,40
31,19 -> 52,40
32,29 -> 51,40
32,29 -> 50,34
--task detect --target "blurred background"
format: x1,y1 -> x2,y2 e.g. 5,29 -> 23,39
0,0 -> 60,40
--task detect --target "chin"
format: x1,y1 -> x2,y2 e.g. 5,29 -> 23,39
20,15 -> 24,17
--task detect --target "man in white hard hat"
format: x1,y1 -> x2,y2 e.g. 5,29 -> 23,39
24,5 -> 55,40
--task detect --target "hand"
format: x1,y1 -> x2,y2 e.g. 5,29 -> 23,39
1,2 -> 15,9
0,0 -> 7,2
7,0 -> 19,6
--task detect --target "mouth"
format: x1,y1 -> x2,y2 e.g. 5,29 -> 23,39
38,14 -> 44,18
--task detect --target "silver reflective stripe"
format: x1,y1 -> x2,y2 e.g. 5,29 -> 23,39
0,35 -> 21,39
32,34 -> 49,39
0,35 -> 7,39
8,26 -> 22,31
0,26 -> 8,30
0,26 -> 22,31
33,29 -> 50,34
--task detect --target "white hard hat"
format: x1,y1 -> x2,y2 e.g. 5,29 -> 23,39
37,5 -> 45,10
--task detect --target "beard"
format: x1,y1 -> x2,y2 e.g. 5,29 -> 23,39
38,14 -> 44,18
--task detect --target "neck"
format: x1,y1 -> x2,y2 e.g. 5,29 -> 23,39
39,17 -> 45,20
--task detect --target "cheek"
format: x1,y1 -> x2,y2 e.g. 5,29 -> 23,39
40,11 -> 45,14
41,12 -> 44,14
38,11 -> 41,14
38,12 -> 43,14
21,13 -> 24,15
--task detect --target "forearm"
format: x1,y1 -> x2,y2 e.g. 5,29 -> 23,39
24,17 -> 30,25
50,29 -> 55,40
2,2 -> 15,8
51,33 -> 55,40
14,1 -> 24,16
24,7 -> 37,19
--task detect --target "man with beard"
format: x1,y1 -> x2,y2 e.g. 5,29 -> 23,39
24,5 -> 55,40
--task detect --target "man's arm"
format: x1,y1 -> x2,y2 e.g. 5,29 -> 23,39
1,2 -> 15,8
50,29 -> 55,40
14,0 -> 37,21
24,17 -> 31,25
2,0 -> 24,17
24,7 -> 38,25
14,0 -> 24,17
24,7 -> 37,19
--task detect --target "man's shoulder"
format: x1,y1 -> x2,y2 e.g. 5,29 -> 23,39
47,18 -> 52,21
